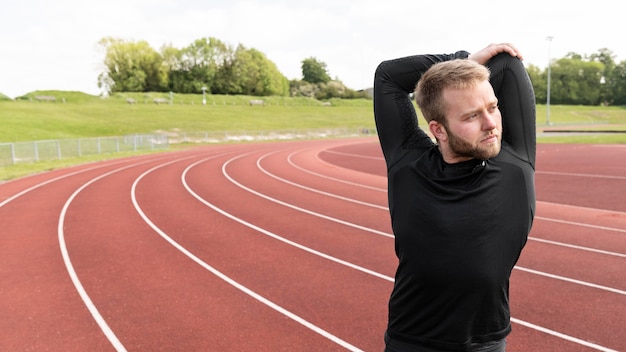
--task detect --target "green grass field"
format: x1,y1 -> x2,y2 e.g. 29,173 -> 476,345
2,91 -> 373,142
1,90 -> 625,180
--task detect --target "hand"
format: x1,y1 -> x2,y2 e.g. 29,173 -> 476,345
468,43 -> 523,65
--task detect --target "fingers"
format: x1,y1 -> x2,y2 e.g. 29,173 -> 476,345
494,43 -> 523,60
468,43 -> 523,65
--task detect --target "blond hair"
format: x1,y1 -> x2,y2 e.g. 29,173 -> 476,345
415,60 -> 490,124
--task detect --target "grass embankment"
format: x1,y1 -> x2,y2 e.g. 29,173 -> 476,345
1,91 -> 373,142
1,90 -> 626,180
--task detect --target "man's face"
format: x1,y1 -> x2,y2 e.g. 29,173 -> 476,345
442,80 -> 502,161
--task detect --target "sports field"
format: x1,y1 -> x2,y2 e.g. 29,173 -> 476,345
1,93 -> 625,350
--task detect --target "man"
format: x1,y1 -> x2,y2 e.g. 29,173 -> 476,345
373,43 -> 536,352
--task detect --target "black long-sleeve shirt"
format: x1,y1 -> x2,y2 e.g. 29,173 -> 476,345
374,52 -> 536,351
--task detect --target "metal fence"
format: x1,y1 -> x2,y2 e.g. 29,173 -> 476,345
166,127 -> 376,144
0,128 -> 376,167
0,134 -> 169,167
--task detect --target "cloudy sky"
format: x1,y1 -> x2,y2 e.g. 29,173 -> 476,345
1,0 -> 623,98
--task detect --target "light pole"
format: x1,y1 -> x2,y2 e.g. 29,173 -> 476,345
546,36 -> 553,126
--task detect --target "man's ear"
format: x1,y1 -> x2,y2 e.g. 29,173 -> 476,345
428,120 -> 448,142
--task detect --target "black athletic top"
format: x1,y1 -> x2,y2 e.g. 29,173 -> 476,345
374,52 -> 536,351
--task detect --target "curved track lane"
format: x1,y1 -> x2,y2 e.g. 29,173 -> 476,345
1,139 -> 624,351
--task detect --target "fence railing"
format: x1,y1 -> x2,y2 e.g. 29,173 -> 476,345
0,134 -> 169,167
165,127 -> 375,144
0,128 -> 376,167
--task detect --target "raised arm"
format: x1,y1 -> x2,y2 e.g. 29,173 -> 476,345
486,53 -> 536,167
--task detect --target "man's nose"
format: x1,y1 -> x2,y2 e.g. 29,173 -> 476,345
483,114 -> 497,130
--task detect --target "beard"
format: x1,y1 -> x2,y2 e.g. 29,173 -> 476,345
447,129 -> 502,160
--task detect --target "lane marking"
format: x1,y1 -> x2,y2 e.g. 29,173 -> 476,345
511,318 -> 619,352
261,153 -> 626,296
266,153 -> 626,260
198,155 -> 394,282
59,165 -> 141,352
538,200 -> 626,215
530,237 -> 626,258
537,170 -> 626,180
515,266 -> 626,296
258,151 -> 388,210
57,154 -> 198,352
18,140 -> 618,352
225,153 -> 392,238
289,149 -> 387,192
535,216 -> 626,234
247,152 -> 626,295
214,146 -> 623,350
321,148 -> 385,161
195,151 -> 621,351
1,157 -> 166,208
130,155 -> 366,351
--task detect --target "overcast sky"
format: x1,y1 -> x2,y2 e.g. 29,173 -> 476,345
1,0 -> 623,98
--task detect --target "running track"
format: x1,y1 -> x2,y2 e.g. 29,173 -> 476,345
1,138 -> 624,351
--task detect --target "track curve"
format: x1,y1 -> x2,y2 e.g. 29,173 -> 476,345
1,139 -> 624,351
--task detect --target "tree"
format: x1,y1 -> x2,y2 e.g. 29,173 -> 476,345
302,57 -> 331,84
610,60 -> 626,105
98,36 -> 359,98
590,48 -> 617,104
98,37 -> 167,94
526,64 -> 546,104
549,56 -> 604,105
214,45 -> 288,96
165,37 -> 230,94
212,48 -> 240,95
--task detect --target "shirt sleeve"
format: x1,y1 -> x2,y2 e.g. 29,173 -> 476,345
486,53 -> 537,167
373,51 -> 469,169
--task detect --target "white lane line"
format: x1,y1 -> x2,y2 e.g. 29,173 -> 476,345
58,155 -> 197,352
288,149 -> 626,236
278,154 -> 626,261
530,237 -> 626,258
224,153 -> 392,238
257,152 -> 626,294
188,156 -> 393,283
233,147 -> 625,350
538,200 -> 626,215
272,155 -> 626,294
288,149 -> 387,192
1,157 -> 164,208
59,165 -> 141,352
10,142 -> 620,352
1,171 -> 89,208
262,153 -> 626,261
214,151 -> 622,351
321,148 -> 385,161
258,151 -> 388,210
510,318 -> 619,352
536,216 -> 626,234
514,266 -> 626,296
537,170 -> 626,180
131,155 -> 366,351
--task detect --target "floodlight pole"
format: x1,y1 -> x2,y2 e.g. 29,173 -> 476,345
546,36 -> 553,126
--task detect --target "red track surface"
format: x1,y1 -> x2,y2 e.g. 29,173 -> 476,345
1,139 -> 624,351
